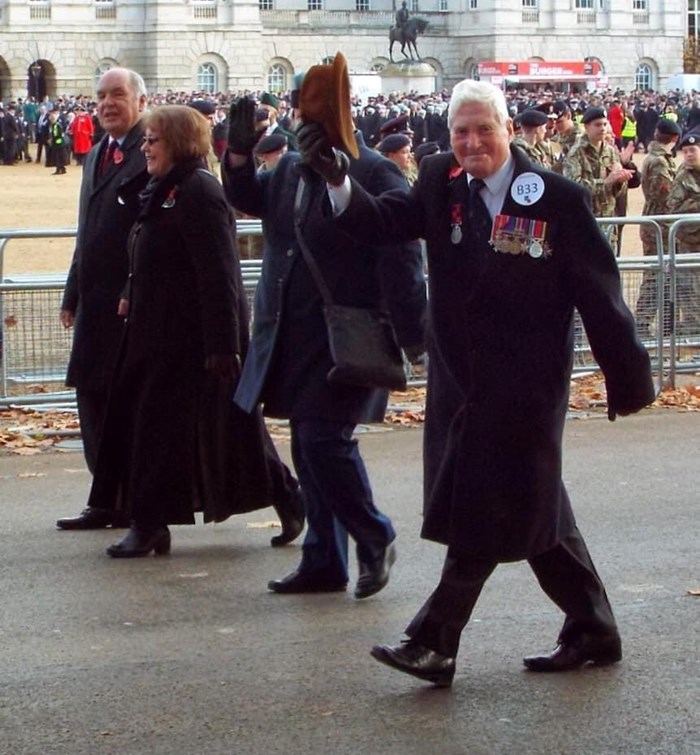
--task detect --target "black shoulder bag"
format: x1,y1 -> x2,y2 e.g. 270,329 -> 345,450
293,178 -> 407,392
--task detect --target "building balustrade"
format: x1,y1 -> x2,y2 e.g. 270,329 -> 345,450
260,9 -> 447,33
521,10 -> 539,23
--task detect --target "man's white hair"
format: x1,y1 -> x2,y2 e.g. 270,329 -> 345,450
447,80 -> 510,128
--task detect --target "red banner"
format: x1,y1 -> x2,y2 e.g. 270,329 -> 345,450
478,61 -> 601,80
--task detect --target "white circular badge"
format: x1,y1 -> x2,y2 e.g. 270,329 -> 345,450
510,172 -> 545,207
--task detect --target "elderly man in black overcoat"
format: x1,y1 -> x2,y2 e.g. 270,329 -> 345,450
298,78 -> 656,686
57,68 -> 150,529
221,56 -> 426,599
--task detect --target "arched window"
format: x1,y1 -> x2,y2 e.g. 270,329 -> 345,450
94,62 -> 112,90
635,62 -> 653,91
469,62 -> 479,80
197,63 -> 217,93
267,64 -> 287,92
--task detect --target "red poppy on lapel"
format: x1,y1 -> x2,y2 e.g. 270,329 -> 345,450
113,147 -> 124,165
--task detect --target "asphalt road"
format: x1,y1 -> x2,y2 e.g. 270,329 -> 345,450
0,410 -> 698,755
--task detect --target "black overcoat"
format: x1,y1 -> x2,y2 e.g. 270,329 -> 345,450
338,146 -> 656,561
222,138 -> 426,423
87,163 -> 277,524
62,125 -> 149,391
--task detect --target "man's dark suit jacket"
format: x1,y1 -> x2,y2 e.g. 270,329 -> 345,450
62,124 -> 149,392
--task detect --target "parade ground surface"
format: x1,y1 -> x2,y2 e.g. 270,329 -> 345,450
0,410 -> 698,755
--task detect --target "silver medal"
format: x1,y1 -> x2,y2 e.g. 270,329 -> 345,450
529,240 -> 543,258
451,225 -> 463,244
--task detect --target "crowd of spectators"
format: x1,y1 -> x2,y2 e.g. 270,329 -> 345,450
3,83 -> 700,169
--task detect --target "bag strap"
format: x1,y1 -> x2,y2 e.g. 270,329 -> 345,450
293,177 -> 335,306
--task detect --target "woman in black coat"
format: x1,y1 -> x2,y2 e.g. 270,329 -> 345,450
89,105 -> 303,558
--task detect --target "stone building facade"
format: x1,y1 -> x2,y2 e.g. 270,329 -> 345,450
0,0 -> 686,101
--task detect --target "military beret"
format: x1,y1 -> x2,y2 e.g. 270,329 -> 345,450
255,132 -> 288,155
656,119 -> 682,137
377,133 -> 411,153
536,103 -> 556,117
189,99 -> 216,116
552,100 -> 570,118
519,109 -> 548,127
582,106 -> 607,124
678,127 -> 700,148
255,108 -> 271,123
414,141 -> 440,165
260,92 -> 280,111
379,113 -> 411,138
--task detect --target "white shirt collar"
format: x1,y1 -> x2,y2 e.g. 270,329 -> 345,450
467,153 -> 515,195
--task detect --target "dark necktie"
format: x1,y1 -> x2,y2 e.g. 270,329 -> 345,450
100,140 -> 117,176
468,177 -> 491,233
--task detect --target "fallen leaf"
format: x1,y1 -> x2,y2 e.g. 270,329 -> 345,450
246,520 -> 280,529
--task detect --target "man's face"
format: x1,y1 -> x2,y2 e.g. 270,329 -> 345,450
450,101 -> 513,179
584,117 -> 608,145
554,112 -> 572,134
682,144 -> 700,168
96,69 -> 145,138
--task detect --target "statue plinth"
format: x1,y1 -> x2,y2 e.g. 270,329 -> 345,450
380,61 -> 436,95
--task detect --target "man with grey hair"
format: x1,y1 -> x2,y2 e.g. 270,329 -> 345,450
57,67 -> 150,529
298,78 -> 655,687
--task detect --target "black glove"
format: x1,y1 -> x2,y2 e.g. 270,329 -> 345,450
296,122 -> 349,186
227,97 -> 263,156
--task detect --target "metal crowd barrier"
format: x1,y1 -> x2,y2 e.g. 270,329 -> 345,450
1,215 -> 699,408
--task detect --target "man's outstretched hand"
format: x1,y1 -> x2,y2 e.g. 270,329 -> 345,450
227,97 -> 264,156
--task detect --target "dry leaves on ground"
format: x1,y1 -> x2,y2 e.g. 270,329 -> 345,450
0,407 -> 80,454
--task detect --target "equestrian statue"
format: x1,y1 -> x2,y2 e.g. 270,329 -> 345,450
389,3 -> 429,62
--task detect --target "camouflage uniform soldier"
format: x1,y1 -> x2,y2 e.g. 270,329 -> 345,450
635,119 -> 681,337
563,106 -> 634,247
666,127 -> 700,336
512,109 -> 554,169
551,101 -> 581,174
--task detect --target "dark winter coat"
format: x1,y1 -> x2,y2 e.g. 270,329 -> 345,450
62,125 -> 149,392
222,137 -> 426,424
338,146 -> 656,562
87,161 -> 277,524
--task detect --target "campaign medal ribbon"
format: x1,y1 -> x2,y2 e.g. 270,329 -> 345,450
490,214 -> 550,258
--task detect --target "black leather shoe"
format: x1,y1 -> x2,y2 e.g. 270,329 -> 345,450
270,487 -> 305,547
523,633 -> 622,672
267,570 -> 347,594
355,542 -> 396,599
56,507 -> 130,530
371,640 -> 456,687
106,524 -> 171,558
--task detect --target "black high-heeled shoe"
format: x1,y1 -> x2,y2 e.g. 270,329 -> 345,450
271,486 -> 305,547
106,524 -> 171,558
